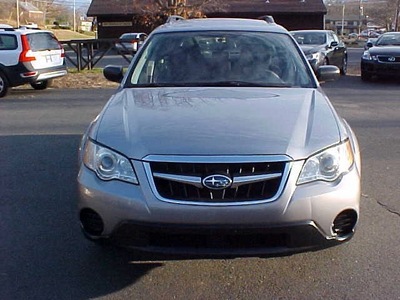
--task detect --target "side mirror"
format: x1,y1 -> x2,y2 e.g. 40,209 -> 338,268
366,42 -> 373,48
316,65 -> 340,82
330,41 -> 339,48
103,65 -> 124,83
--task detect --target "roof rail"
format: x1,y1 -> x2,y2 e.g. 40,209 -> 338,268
258,15 -> 275,24
166,15 -> 185,23
0,24 -> 15,31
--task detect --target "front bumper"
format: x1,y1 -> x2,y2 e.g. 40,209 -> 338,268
77,159 -> 361,255
361,59 -> 400,77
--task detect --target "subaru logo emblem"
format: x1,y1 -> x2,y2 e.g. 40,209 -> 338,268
202,174 -> 232,190
388,56 -> 396,62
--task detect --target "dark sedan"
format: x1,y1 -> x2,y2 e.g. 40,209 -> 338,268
291,30 -> 347,75
361,32 -> 400,81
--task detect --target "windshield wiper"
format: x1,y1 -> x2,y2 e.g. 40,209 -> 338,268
133,81 -> 292,88
134,83 -> 191,87
200,81 -> 292,87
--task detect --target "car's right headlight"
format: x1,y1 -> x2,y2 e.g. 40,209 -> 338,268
297,140 -> 354,185
82,139 -> 139,184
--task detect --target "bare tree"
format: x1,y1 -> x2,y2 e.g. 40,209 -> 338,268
129,0 -> 227,30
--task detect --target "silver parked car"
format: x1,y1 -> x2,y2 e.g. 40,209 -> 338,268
115,32 -> 148,54
77,17 -> 361,256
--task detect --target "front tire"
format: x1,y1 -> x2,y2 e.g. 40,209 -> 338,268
30,80 -> 51,90
0,72 -> 9,98
340,56 -> 347,75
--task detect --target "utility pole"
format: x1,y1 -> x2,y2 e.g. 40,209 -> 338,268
341,2 -> 345,36
395,0 -> 400,31
16,0 -> 20,27
73,0 -> 76,32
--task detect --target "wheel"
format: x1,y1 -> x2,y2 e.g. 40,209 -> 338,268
30,80 -> 51,90
0,72 -> 9,98
340,56 -> 347,75
361,71 -> 371,81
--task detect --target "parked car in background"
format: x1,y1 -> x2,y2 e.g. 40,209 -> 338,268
115,32 -> 148,54
360,30 -> 381,39
0,24 -> 67,98
348,33 -> 358,40
291,29 -> 347,75
77,17 -> 361,256
361,31 -> 400,81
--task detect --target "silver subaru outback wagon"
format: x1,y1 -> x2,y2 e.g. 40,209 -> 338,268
77,17 -> 361,256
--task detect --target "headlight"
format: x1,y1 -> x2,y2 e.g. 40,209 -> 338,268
297,140 -> 354,185
362,51 -> 377,61
82,139 -> 139,184
306,52 -> 322,61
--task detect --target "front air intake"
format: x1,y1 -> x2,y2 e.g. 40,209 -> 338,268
80,208 -> 104,236
332,209 -> 358,238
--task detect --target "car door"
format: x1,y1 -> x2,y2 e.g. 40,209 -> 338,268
328,31 -> 346,68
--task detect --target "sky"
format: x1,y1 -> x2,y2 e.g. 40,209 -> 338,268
53,0 -> 92,9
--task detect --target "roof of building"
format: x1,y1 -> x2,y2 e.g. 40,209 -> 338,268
87,0 -> 327,16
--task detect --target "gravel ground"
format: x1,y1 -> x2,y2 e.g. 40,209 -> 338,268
52,71 -> 119,89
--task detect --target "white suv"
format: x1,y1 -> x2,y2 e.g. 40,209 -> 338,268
0,25 -> 67,98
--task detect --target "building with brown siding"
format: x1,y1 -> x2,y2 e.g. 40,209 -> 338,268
87,0 -> 327,39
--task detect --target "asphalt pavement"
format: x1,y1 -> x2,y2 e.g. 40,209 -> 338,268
1,76 -> 399,299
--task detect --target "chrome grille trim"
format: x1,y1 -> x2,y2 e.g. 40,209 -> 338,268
153,173 -> 203,188
143,155 -> 291,163
143,155 -> 292,206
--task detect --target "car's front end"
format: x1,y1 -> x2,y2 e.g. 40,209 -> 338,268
77,86 -> 361,256
77,18 -> 361,256
361,47 -> 400,79
361,32 -> 400,81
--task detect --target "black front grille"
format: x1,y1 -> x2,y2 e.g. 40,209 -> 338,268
150,161 -> 286,203
378,55 -> 400,63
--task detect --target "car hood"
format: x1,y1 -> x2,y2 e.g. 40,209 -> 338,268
298,44 -> 326,55
94,87 -> 341,160
369,46 -> 400,55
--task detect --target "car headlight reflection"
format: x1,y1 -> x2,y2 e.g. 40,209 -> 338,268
83,139 -> 139,184
297,140 -> 354,185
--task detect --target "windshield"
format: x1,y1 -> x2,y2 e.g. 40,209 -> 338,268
127,31 -> 314,88
375,33 -> 400,46
292,32 -> 327,45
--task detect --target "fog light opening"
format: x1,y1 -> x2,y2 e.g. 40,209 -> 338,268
332,209 -> 358,239
80,208 -> 104,236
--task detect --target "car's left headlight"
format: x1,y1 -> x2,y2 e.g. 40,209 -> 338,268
306,52 -> 322,61
362,51 -> 377,61
82,139 -> 139,184
297,140 -> 354,185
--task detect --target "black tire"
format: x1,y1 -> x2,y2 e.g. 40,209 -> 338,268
361,71 -> 371,82
340,56 -> 347,75
0,72 -> 9,98
30,79 -> 51,90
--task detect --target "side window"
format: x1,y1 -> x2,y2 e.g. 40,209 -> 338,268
0,34 -> 18,50
331,32 -> 340,43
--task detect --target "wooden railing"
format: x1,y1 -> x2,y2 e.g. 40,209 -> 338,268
60,38 -> 134,71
